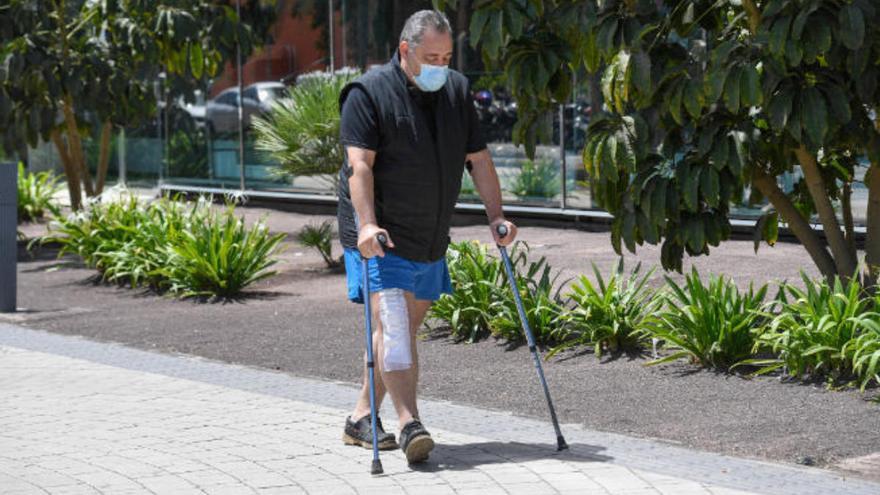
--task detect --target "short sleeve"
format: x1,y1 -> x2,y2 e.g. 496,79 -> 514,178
465,87 -> 487,154
340,87 -> 380,151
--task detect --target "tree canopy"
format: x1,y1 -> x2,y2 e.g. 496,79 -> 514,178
434,0 -> 880,281
0,0 -> 277,209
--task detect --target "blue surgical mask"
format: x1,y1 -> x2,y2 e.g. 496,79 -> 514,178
413,63 -> 448,92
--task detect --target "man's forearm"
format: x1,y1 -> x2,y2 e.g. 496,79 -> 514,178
349,160 -> 378,227
468,151 -> 504,221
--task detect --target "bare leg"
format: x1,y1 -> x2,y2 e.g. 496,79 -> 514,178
351,328 -> 386,421
351,292 -> 433,428
406,294 -> 432,418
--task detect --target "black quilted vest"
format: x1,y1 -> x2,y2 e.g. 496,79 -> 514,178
336,53 -> 471,262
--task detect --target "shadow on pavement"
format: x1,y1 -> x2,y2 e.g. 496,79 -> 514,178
410,441 -> 612,472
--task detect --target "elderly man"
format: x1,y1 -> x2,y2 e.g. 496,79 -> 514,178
336,9 -> 516,464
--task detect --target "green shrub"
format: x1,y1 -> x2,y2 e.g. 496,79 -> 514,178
45,195 -> 284,298
460,171 -> 477,198
745,274 -> 874,384
489,244 -> 567,345
645,268 -> 768,370
47,195 -> 148,272
253,69 -> 360,189
164,205 -> 285,297
550,261 -> 656,359
297,220 -> 340,269
429,240 -> 506,342
97,198 -> 190,288
509,159 -> 560,200
846,319 -> 880,392
17,162 -> 62,223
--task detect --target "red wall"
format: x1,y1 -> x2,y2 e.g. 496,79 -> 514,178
211,1 -> 344,96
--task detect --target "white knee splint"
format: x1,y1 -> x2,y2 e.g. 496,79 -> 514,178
378,288 -> 412,372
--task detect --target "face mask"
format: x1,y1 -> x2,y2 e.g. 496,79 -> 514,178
414,63 -> 448,92
408,50 -> 448,92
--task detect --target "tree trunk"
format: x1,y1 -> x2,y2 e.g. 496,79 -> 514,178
865,165 -> 880,280
752,168 -> 837,279
794,145 -> 857,278
741,0 -> 762,34
95,120 -> 112,195
61,95 -> 94,197
842,181 -> 855,255
50,129 -> 83,211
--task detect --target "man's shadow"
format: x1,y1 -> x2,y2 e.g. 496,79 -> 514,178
409,441 -> 612,472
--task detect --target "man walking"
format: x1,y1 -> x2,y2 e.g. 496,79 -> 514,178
337,9 -> 516,464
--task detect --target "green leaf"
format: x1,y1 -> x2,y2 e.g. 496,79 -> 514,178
629,51 -> 651,98
468,8 -> 491,48
505,5 -> 525,39
801,87 -> 828,147
792,2 -> 819,40
598,18 -> 619,56
683,165 -> 700,211
700,167 -> 720,208
684,78 -> 704,119
724,66 -> 741,113
821,83 -> 851,126
583,31 -> 601,73
651,181 -> 667,224
622,211 -> 637,253
698,123 -> 719,157
686,216 -> 705,253
711,135 -> 729,170
669,79 -> 686,125
784,40 -> 803,66
769,16 -> 791,57
189,42 -> 204,79
482,10 -> 505,59
764,211 -> 779,246
787,93 -> 803,141
705,68 -> 728,103
767,88 -> 794,132
740,65 -> 762,108
839,5 -> 865,50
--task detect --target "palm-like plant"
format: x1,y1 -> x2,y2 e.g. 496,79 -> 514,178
252,69 -> 360,190
746,274 -> 873,382
17,162 -> 62,223
429,240 -> 507,342
490,244 -> 568,345
297,220 -> 340,269
509,159 -> 560,200
645,268 -> 768,370
551,260 -> 656,358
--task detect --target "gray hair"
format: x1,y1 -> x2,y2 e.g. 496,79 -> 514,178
399,10 -> 452,47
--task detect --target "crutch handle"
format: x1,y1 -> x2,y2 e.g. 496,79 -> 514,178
496,224 -> 509,238
376,233 -> 388,247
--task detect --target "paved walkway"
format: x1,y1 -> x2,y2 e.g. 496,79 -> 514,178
1,324 -> 878,495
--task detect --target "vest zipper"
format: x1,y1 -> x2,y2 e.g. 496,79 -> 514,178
429,118 -> 444,260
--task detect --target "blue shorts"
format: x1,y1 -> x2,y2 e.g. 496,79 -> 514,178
343,248 -> 453,304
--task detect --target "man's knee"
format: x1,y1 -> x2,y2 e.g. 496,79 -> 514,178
378,288 -> 412,372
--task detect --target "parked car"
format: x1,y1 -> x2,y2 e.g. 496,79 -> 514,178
205,82 -> 288,135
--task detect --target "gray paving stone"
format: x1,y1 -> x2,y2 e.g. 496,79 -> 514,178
1,324 -> 879,495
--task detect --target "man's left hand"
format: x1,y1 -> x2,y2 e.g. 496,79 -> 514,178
490,218 -> 517,246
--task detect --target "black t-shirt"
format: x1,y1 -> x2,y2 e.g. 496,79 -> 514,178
340,85 -> 486,153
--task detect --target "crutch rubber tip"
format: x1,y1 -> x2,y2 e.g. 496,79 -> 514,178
557,436 -> 569,451
371,460 -> 384,475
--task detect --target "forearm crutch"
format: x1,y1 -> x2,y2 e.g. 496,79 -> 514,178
496,224 -> 568,451
361,233 -> 388,475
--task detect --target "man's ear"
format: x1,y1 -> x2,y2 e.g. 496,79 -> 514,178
399,41 -> 409,59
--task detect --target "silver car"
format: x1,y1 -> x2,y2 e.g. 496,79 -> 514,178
206,82 -> 288,135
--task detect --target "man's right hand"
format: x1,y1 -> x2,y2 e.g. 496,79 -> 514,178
357,223 -> 394,258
